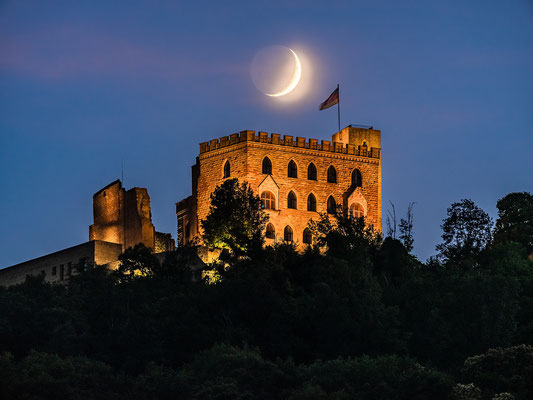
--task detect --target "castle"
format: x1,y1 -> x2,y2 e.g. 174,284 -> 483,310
0,180 -> 174,287
177,125 -> 382,248
0,125 -> 382,286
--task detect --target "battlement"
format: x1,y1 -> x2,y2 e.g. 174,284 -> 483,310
199,130 -> 381,159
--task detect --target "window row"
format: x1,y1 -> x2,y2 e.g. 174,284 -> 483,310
260,191 -> 365,217
265,224 -> 313,244
223,158 -> 363,187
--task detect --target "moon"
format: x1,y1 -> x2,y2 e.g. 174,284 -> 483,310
250,46 -> 303,97
265,49 -> 302,97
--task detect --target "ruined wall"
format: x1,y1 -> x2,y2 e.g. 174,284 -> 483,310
89,180 -> 124,245
89,180 -> 167,252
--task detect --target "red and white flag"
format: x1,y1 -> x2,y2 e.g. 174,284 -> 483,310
319,86 -> 339,110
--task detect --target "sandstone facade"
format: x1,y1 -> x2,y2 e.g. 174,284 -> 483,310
177,126 -> 382,248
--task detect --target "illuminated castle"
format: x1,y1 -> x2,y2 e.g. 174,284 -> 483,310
0,125 -> 382,286
177,125 -> 382,248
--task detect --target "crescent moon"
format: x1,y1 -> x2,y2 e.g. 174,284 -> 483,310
266,48 -> 302,97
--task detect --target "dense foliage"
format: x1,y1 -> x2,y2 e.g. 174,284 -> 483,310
0,189 -> 532,399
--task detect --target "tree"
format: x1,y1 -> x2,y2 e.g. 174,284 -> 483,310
461,345 -> 533,400
386,201 -> 398,239
201,178 -> 268,257
308,207 -> 382,261
493,192 -> 533,255
436,199 -> 493,267
116,243 -> 161,281
399,202 -> 416,253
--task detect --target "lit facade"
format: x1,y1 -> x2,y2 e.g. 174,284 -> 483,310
176,125 -> 382,248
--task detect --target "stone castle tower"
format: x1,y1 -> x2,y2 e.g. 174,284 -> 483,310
90,180 -> 174,253
176,125 -> 381,248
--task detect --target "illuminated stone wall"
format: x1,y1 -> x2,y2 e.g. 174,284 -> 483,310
89,180 -> 172,252
178,126 -> 382,248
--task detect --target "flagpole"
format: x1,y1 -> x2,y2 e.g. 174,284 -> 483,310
337,84 -> 341,135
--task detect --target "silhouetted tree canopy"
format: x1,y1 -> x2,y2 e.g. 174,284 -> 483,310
436,199 -> 493,268
1,191 -> 532,399
201,178 -> 268,257
494,192 -> 533,255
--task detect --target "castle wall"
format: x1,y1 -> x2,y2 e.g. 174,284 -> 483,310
1,180 -> 175,287
89,180 -> 163,252
0,240 -> 122,287
89,180 -> 124,245
179,127 -> 382,249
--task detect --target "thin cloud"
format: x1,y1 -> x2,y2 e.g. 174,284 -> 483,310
0,27 -> 245,81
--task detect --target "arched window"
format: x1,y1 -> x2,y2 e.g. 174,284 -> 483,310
327,166 -> 337,183
303,228 -> 312,244
223,161 -> 230,178
260,191 -> 276,210
307,193 -> 317,212
349,203 -> 365,219
288,160 -> 298,178
266,223 -> 275,239
307,163 -> 317,180
327,196 -> 337,214
351,169 -> 362,188
284,225 -> 293,242
262,157 -> 272,175
287,191 -> 297,209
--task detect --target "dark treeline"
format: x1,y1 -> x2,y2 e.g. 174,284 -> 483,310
1,181 -> 532,400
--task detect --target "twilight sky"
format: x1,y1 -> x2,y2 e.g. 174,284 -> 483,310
1,0 -> 532,267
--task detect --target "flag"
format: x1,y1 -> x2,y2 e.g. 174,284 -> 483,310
319,86 -> 339,110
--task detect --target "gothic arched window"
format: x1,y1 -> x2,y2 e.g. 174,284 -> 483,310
287,191 -> 297,209
303,228 -> 312,244
327,196 -> 337,214
349,203 -> 365,219
307,193 -> 317,212
327,166 -> 337,183
266,223 -> 275,239
262,157 -> 272,175
307,163 -> 317,180
260,191 -> 276,210
288,160 -> 298,178
223,161 -> 230,178
284,225 -> 293,242
351,169 -> 362,188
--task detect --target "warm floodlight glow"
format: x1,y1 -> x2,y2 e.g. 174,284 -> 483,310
265,49 -> 302,97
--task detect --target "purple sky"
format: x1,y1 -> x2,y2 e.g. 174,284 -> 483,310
1,1 -> 532,267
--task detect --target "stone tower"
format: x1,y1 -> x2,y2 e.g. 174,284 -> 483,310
90,180 -> 174,252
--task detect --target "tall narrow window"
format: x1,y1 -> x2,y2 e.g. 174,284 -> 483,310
262,157 -> 272,174
303,228 -> 312,244
261,191 -> 276,210
327,166 -> 337,183
351,169 -> 362,188
287,191 -> 297,209
307,193 -> 317,212
307,163 -> 317,180
284,225 -> 293,242
288,160 -> 298,178
266,223 -> 276,239
349,203 -> 365,219
223,161 -> 231,178
327,196 -> 337,214
59,264 -> 64,281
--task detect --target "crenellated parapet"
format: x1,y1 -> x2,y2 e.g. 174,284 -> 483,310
199,130 -> 381,159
